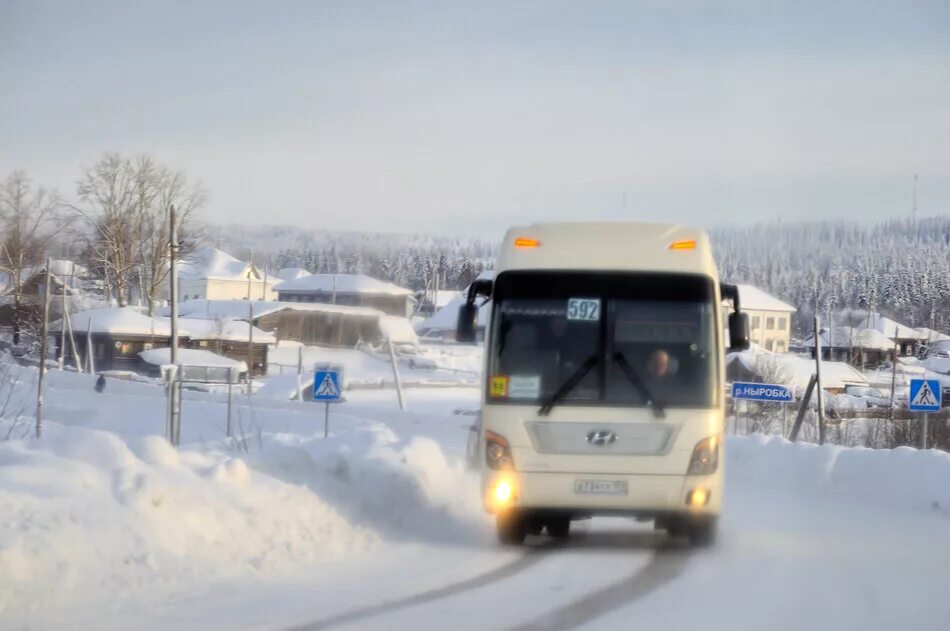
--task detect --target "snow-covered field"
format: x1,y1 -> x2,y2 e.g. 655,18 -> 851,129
2,356 -> 950,630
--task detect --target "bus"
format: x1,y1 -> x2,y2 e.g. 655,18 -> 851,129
457,223 -> 749,546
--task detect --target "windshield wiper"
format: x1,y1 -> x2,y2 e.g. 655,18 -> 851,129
612,351 -> 665,418
538,355 -> 600,416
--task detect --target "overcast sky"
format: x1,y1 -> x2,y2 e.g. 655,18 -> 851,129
2,0 -> 948,237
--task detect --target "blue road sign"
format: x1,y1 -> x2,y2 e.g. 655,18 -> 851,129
909,378 -> 942,412
732,381 -> 794,403
313,369 -> 342,402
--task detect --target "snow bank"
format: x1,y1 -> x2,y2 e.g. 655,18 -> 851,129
728,434 -> 950,516
257,425 -> 489,544
0,424 -> 376,626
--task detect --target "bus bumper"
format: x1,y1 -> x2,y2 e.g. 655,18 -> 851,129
483,469 -> 722,517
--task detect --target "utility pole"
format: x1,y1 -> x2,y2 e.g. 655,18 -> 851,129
888,326 -> 899,421
246,250 -> 254,394
58,282 -> 67,369
912,173 -> 918,219
168,204 -> 181,446
36,258 -> 53,438
813,316 -> 825,445
86,317 -> 94,374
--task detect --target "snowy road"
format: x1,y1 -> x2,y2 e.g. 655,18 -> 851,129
294,529 -> 688,631
3,369 -> 950,630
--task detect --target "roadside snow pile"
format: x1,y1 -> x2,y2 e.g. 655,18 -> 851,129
728,434 -> 950,517
0,424 -> 376,626
257,424 -> 491,544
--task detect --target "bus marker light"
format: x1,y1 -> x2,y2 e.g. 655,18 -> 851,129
668,239 -> 696,250
514,237 -> 541,248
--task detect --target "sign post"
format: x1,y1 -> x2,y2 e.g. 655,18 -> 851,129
909,378 -> 942,449
732,382 -> 794,437
314,363 -> 344,438
731,382 -> 794,403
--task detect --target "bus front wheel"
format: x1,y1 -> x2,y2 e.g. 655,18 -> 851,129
663,516 -> 718,547
496,510 -> 528,545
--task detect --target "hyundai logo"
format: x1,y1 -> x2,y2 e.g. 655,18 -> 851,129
586,430 -> 618,446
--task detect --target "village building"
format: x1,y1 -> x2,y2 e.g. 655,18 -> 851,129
173,317 -> 274,376
832,311 -> 928,357
177,246 -> 276,302
414,271 -> 494,342
415,292 -> 491,342
0,260 -> 98,333
413,289 -> 462,318
49,307 -> 176,373
50,307 -> 275,376
735,285 -> 796,353
276,267 -> 311,282
169,299 -> 415,348
726,347 -> 869,396
137,347 -> 248,381
274,273 -> 415,317
916,327 -> 950,345
800,326 -> 896,368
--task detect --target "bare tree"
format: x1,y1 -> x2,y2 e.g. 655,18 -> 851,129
134,158 -> 205,315
74,154 -> 139,306
73,153 -> 203,310
0,171 -> 68,344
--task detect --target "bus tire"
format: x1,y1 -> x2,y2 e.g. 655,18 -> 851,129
496,511 -> 528,545
686,517 -> 718,547
546,517 -> 571,538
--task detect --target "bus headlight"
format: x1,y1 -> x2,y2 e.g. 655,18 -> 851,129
687,435 -> 720,476
486,430 -> 515,470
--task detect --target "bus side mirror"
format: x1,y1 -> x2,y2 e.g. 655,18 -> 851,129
456,302 -> 478,343
728,312 -> 750,352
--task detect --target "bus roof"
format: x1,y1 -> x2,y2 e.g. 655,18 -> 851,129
496,222 -> 718,279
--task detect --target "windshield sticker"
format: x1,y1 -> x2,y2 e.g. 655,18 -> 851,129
567,298 -> 601,321
490,375 -> 509,398
509,375 -> 541,399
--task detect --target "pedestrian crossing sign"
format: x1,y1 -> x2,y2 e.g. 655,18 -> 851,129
909,378 -> 941,412
314,368 -> 342,402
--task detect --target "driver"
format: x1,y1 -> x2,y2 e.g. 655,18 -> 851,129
647,349 -> 673,379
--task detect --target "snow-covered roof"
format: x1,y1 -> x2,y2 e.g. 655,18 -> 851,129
276,273 -> 413,296
276,267 -> 311,281
736,284 -> 796,313
915,327 -> 950,342
865,313 -> 926,341
138,347 -> 247,370
165,299 -> 384,321
377,315 -> 419,345
727,347 -> 869,391
802,326 -> 895,351
415,292 -> 492,333
49,307 -> 171,336
177,246 -> 252,281
165,317 -> 276,344
433,290 -> 461,309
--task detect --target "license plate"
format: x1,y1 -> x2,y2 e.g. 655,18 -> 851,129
574,479 -> 628,495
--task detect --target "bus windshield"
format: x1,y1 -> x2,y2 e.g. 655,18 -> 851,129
488,271 -> 719,409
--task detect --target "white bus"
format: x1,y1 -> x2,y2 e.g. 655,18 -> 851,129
458,223 -> 749,546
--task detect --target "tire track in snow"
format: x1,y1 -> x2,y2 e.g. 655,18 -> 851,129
289,546 -> 555,631
507,541 -> 690,631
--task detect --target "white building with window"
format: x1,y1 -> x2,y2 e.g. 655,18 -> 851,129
177,247 -> 275,302
736,284 -> 796,353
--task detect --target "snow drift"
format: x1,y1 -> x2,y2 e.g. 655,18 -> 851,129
0,424 -> 376,626
728,434 -> 950,517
